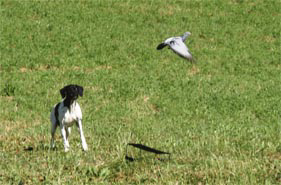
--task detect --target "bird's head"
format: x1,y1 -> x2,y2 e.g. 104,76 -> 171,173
184,32 -> 191,36
181,32 -> 191,42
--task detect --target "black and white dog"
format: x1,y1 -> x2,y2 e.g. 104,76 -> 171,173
50,84 -> 88,152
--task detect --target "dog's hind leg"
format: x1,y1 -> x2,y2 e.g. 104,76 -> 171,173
66,127 -> 71,137
50,123 -> 57,149
65,127 -> 71,145
50,111 -> 58,149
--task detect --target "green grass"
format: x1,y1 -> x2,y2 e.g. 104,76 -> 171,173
0,0 -> 280,184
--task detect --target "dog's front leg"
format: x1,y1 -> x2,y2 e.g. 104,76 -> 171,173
77,119 -> 88,151
60,124 -> 70,152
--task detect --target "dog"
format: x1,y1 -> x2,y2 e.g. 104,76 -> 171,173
50,84 -> 88,152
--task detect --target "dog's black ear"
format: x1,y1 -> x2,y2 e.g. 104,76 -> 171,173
76,85 -> 83,97
60,87 -> 67,98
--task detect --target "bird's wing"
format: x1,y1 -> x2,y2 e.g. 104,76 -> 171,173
169,38 -> 192,60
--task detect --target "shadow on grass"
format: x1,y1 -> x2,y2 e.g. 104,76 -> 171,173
23,141 -> 54,152
125,143 -> 171,163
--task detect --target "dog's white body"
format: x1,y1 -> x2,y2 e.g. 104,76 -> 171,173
50,99 -> 88,152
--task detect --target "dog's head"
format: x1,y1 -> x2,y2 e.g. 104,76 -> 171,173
60,84 -> 83,101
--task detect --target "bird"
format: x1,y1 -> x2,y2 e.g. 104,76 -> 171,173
157,32 -> 195,63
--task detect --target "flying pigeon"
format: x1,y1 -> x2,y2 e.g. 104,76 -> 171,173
157,32 -> 195,62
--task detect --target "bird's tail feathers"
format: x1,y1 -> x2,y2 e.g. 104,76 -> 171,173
191,57 -> 197,64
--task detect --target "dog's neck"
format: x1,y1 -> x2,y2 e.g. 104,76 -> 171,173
63,98 -> 76,111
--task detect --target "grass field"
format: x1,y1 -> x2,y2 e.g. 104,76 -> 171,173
0,0 -> 280,184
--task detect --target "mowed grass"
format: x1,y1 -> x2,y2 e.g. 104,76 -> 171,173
0,0 -> 280,184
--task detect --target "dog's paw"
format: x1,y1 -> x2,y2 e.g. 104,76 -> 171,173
83,145 -> 88,151
64,148 -> 70,152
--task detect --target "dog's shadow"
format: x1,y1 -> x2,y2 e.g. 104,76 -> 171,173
23,141 -> 87,152
23,141 -> 55,152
